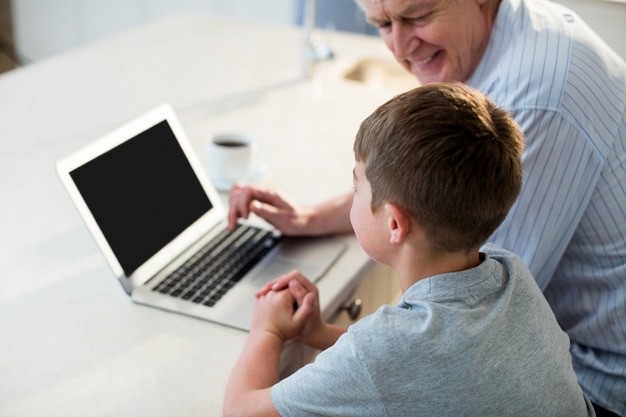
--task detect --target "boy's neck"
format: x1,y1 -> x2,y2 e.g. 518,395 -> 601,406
394,247 -> 483,293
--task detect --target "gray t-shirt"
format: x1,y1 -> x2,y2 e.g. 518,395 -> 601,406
271,244 -> 594,416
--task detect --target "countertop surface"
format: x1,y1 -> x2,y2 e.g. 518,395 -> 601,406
0,14 -> 416,416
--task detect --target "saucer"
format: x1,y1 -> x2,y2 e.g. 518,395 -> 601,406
211,164 -> 269,192
246,164 -> 269,184
211,177 -> 236,192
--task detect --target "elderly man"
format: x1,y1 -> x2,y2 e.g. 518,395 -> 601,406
228,0 -> 626,415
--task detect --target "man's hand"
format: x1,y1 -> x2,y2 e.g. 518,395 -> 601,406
228,185 -> 315,235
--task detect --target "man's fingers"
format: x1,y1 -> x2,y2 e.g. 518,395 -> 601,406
227,185 -> 252,230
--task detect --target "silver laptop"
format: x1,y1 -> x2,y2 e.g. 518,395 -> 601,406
56,104 -> 346,331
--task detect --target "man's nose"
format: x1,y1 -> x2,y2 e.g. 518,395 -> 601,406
389,21 -> 418,61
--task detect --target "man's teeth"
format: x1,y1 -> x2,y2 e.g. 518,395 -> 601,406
416,55 -> 434,65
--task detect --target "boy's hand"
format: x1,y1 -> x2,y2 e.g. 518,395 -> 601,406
255,271 -> 325,343
254,270 -> 347,350
255,270 -> 297,298
251,284 -> 316,343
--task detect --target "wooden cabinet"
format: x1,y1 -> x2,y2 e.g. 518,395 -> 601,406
333,262 -> 401,327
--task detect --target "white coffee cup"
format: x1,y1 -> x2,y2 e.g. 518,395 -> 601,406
206,132 -> 258,191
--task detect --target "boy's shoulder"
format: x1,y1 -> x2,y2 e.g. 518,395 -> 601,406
480,243 -> 535,283
343,244 -> 545,353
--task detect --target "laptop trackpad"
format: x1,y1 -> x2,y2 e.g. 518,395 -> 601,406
252,236 -> 346,284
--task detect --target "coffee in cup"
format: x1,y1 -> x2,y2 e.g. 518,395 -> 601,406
206,132 -> 257,191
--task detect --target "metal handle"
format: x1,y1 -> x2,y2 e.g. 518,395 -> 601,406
340,298 -> 362,320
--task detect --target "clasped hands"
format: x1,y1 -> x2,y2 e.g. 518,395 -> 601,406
250,270 -> 324,346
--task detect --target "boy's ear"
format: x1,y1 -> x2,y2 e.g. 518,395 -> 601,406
384,202 -> 411,245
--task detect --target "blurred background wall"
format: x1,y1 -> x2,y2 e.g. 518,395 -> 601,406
1,0 -> 624,73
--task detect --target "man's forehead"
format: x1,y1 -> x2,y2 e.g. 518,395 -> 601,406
364,0 -> 445,19
363,0 -> 455,5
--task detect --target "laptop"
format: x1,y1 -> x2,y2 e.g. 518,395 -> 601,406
56,104 -> 346,331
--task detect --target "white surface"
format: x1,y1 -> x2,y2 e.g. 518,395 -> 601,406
12,0 -> 626,64
0,14 -> 408,416
553,0 -> 626,60
12,0 -> 296,62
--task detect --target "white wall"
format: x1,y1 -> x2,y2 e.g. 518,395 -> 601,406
12,0 -> 626,64
12,0 -> 296,63
553,0 -> 626,60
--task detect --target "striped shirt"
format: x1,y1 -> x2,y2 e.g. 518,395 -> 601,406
469,0 -> 626,414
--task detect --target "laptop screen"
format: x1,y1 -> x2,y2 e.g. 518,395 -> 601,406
69,120 -> 213,276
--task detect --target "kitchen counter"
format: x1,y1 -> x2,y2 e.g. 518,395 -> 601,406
0,14 -> 415,415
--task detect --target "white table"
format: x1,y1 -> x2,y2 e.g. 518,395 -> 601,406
0,14 -> 414,416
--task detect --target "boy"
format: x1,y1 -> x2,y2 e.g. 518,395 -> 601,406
223,83 -> 594,416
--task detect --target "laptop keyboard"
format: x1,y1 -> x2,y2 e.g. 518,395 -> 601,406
153,224 -> 281,307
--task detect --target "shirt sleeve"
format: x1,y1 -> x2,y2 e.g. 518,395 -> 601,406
488,108 -> 603,289
271,332 -> 387,417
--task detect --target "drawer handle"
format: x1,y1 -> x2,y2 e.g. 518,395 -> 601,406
340,299 -> 362,320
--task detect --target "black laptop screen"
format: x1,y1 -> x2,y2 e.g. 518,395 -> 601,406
70,120 -> 213,276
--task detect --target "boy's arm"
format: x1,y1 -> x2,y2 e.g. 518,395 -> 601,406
222,329 -> 283,417
223,287 -> 316,417
298,322 -> 348,351
256,272 -> 348,350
